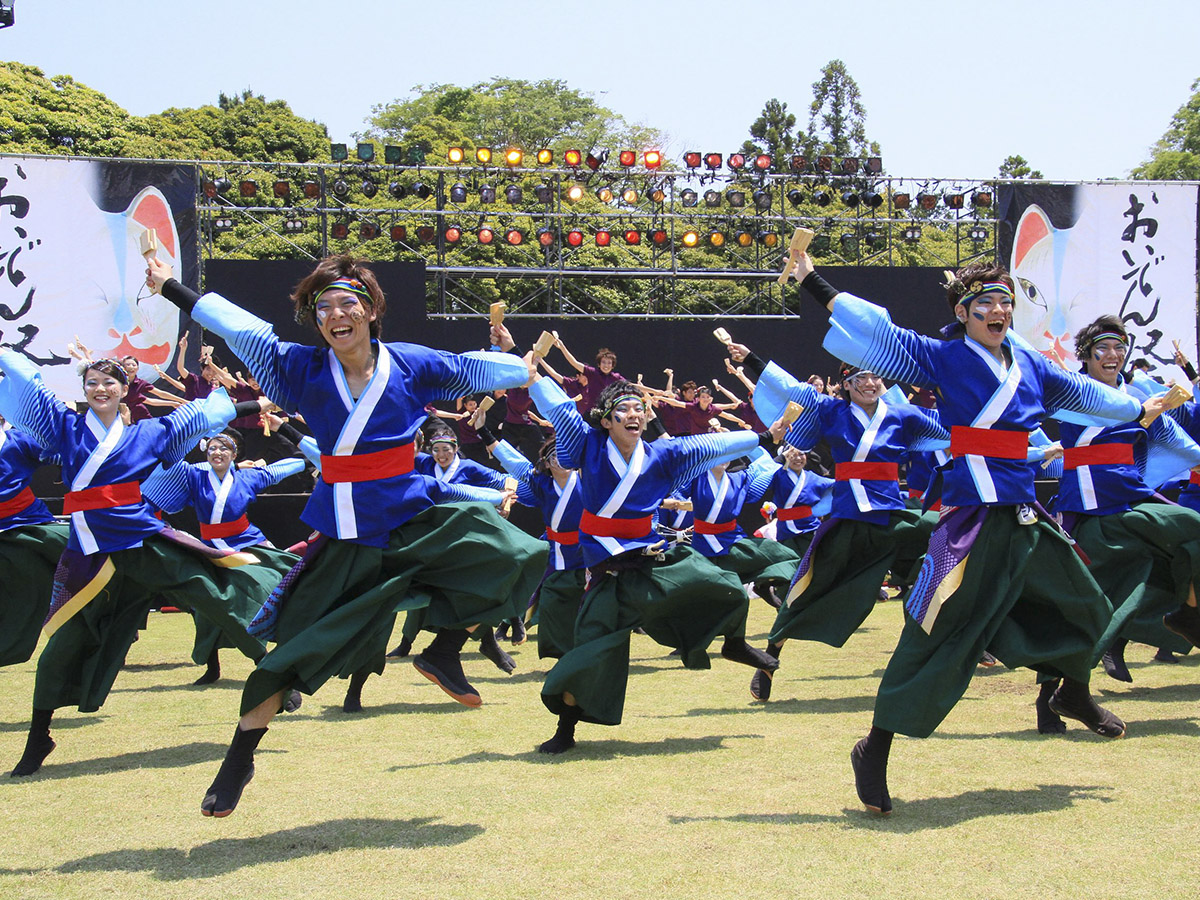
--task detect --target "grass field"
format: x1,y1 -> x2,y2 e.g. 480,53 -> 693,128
2,601 -> 1198,900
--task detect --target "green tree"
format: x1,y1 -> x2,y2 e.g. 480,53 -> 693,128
1133,78 -> 1200,180
807,60 -> 879,158
998,155 -> 1043,179
741,98 -> 805,173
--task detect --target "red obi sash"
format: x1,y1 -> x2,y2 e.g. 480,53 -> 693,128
776,505 -> 813,521
199,514 -> 251,541
545,527 -> 580,545
693,518 -> 738,535
580,510 -> 653,539
0,486 -> 36,518
1063,443 -> 1135,470
1189,471 -> 1200,486
950,426 -> 1028,460
320,443 -> 415,484
835,461 -> 899,481
63,481 -> 141,514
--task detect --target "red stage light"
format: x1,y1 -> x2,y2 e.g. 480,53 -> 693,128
754,154 -> 772,171
416,225 -> 436,242
389,225 -> 408,242
331,223 -> 349,239
644,150 -> 662,169
623,229 -> 641,245
892,192 -> 911,210
303,181 -> 320,198
595,229 -> 611,246
505,228 -> 524,245
650,229 -> 668,245
566,229 -> 584,247
239,180 -> 257,197
538,228 -> 556,247
564,149 -> 582,167
478,227 -> 494,244
704,152 -> 722,170
728,153 -> 746,170
683,151 -> 702,168
445,226 -> 462,243
360,223 -> 379,239
619,150 -> 636,167
273,181 -> 290,198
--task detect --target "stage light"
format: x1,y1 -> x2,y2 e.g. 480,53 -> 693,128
447,147 -> 466,164
786,188 -> 804,207
811,234 -> 831,253
413,182 -> 432,200
644,150 -> 662,169
272,181 -> 290,198
864,157 -> 883,175
839,158 -> 859,176
681,189 -> 699,207
213,178 -> 233,195
202,180 -> 217,198
704,190 -> 722,208
903,225 -> 922,243
968,226 -> 989,243
649,187 -> 666,204
477,227 -> 494,245
619,150 -> 636,167
303,181 -> 320,199
622,188 -> 639,205
330,143 -> 348,162
361,223 -> 380,239
704,152 -> 722,170
708,230 -> 726,248
238,180 -> 257,197
416,225 -> 437,243
384,145 -> 403,165
735,230 -> 753,248
407,145 -> 427,165
360,178 -> 378,199
728,153 -> 746,171
536,149 -> 554,165
534,183 -> 553,203
754,154 -> 772,172
596,186 -> 614,203
449,182 -> 468,204
757,230 -> 779,248
538,227 -> 556,247
505,228 -> 525,245
213,217 -> 234,232
753,190 -> 771,211
480,185 -> 496,204
650,229 -> 668,246
585,150 -> 608,171
683,151 -> 702,169
790,154 -> 808,173
816,156 -> 833,173
505,184 -> 523,204
330,222 -> 349,240
595,229 -> 611,247
332,179 -> 350,199
917,192 -> 938,210
841,190 -> 859,208
624,229 -> 641,245
862,190 -> 883,209
972,190 -> 993,208
445,225 -> 462,244
565,184 -> 585,203
892,192 -> 911,210
564,149 -> 582,167
389,181 -> 407,200
476,148 -> 493,165
357,143 -> 375,162
813,190 -> 831,207
390,224 -> 408,242
944,192 -> 965,209
864,231 -> 885,249
284,218 -> 304,233
840,232 -> 859,253
505,148 -> 523,167
566,229 -> 584,247
681,230 -> 700,248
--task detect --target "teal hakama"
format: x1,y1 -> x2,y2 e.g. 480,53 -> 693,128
0,522 -> 69,667
532,568 -> 588,659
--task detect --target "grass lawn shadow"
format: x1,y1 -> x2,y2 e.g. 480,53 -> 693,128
0,715 -> 108,734
0,741 -> 284,781
652,695 -> 878,719
314,700 -> 470,720
41,817 -> 482,880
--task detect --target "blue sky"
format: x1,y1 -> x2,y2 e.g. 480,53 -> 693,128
4,0 -> 1197,181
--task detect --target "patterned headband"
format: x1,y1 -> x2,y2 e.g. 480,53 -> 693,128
958,280 -> 1015,307
601,393 -> 646,420
1083,331 -> 1130,353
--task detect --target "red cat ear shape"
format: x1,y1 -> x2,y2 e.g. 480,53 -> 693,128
129,188 -> 177,259
1013,205 -> 1052,271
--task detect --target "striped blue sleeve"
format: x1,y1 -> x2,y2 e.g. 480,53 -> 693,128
421,350 -> 531,403
752,361 -> 807,428
530,377 -> 587,468
160,387 -> 237,467
492,439 -> 536,484
743,449 -> 781,506
667,430 -> 760,494
297,436 -> 322,469
782,384 -> 826,450
901,406 -> 951,453
1144,413 -> 1200,489
1042,361 -> 1144,426
430,480 -> 507,507
191,293 -> 301,412
261,457 -> 307,486
0,349 -> 71,450
140,462 -> 191,514
824,293 -> 939,389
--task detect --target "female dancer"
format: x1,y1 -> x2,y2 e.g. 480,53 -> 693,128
145,254 -> 546,817
0,354 -> 278,777
790,253 -> 1165,814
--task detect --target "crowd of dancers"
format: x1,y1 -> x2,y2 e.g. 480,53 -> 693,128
2,247 -> 1198,819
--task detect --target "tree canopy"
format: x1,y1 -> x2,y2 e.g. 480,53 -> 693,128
1133,77 -> 1200,180
997,155 -> 1043,179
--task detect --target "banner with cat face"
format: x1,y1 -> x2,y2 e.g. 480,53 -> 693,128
998,182 -> 1198,376
0,156 -> 197,400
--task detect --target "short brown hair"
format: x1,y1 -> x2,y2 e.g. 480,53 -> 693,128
290,256 -> 387,346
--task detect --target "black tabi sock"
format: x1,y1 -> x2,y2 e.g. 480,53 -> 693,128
851,726 -> 893,814
343,670 -> 369,712
11,708 -> 56,777
539,708 -> 580,754
201,725 -> 267,816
